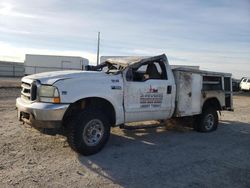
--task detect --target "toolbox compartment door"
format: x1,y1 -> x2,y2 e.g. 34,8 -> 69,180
174,71 -> 202,116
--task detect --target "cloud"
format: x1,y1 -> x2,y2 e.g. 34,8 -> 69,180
0,27 -> 31,35
0,2 -> 40,18
0,0 -> 249,78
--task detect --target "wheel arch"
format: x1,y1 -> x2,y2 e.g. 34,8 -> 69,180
202,97 -> 222,112
63,97 -> 116,127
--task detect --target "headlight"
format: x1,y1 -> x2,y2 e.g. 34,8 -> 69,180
39,85 -> 60,103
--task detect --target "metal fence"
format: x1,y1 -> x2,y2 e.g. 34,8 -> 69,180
0,62 -> 24,77
0,61 -> 86,77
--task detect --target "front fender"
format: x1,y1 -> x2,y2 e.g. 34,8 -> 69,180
54,77 -> 124,125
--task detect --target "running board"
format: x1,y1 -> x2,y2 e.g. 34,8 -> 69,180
119,123 -> 164,130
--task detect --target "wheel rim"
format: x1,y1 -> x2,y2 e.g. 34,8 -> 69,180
204,114 -> 214,130
83,119 -> 104,146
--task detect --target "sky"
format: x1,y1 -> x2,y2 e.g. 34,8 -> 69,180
0,0 -> 249,78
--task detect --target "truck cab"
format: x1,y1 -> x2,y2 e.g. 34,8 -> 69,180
121,55 -> 176,123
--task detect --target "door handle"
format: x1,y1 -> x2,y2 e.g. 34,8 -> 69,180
167,85 -> 172,94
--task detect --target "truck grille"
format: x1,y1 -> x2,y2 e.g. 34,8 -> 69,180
21,81 -> 37,101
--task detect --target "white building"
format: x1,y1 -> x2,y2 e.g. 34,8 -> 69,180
25,54 -> 89,75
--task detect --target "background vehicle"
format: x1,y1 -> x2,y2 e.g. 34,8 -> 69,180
240,77 -> 250,91
16,54 -> 233,155
232,78 -> 241,92
25,54 -> 89,75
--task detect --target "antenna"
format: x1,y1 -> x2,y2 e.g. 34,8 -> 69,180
96,32 -> 100,65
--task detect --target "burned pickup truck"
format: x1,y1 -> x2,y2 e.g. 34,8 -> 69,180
16,54 -> 233,155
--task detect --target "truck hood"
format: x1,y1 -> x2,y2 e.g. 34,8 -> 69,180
23,70 -> 110,85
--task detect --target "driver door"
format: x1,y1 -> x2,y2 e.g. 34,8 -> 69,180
124,61 -> 173,123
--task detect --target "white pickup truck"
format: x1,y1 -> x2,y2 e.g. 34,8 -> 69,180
240,77 -> 250,91
16,54 -> 233,155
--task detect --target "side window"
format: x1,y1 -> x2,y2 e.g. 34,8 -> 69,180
126,61 -> 167,82
247,79 -> 250,83
155,63 -> 162,75
137,64 -> 148,72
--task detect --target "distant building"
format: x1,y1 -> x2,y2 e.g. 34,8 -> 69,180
25,54 -> 89,75
170,65 -> 199,70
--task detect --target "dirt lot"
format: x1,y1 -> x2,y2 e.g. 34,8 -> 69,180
0,77 -> 21,88
0,85 -> 250,187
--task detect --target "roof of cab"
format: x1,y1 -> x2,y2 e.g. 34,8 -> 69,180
105,54 -> 167,68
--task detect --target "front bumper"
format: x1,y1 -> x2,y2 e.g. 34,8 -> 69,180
16,97 -> 69,128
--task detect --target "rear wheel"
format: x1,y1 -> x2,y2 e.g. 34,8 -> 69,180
194,108 -> 218,132
67,109 -> 110,155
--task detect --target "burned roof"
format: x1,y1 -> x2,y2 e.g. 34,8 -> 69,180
105,54 -> 167,68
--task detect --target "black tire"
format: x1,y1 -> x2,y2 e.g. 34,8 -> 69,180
67,109 -> 110,155
194,108 -> 218,132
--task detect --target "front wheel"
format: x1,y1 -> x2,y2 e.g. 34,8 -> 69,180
67,109 -> 110,155
194,108 -> 218,132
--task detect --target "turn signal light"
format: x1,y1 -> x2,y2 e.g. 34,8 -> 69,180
53,97 -> 61,103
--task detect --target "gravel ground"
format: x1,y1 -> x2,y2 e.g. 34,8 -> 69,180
0,87 -> 250,188
0,77 -> 21,88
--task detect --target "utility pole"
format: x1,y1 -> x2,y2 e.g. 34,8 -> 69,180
96,32 -> 100,65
